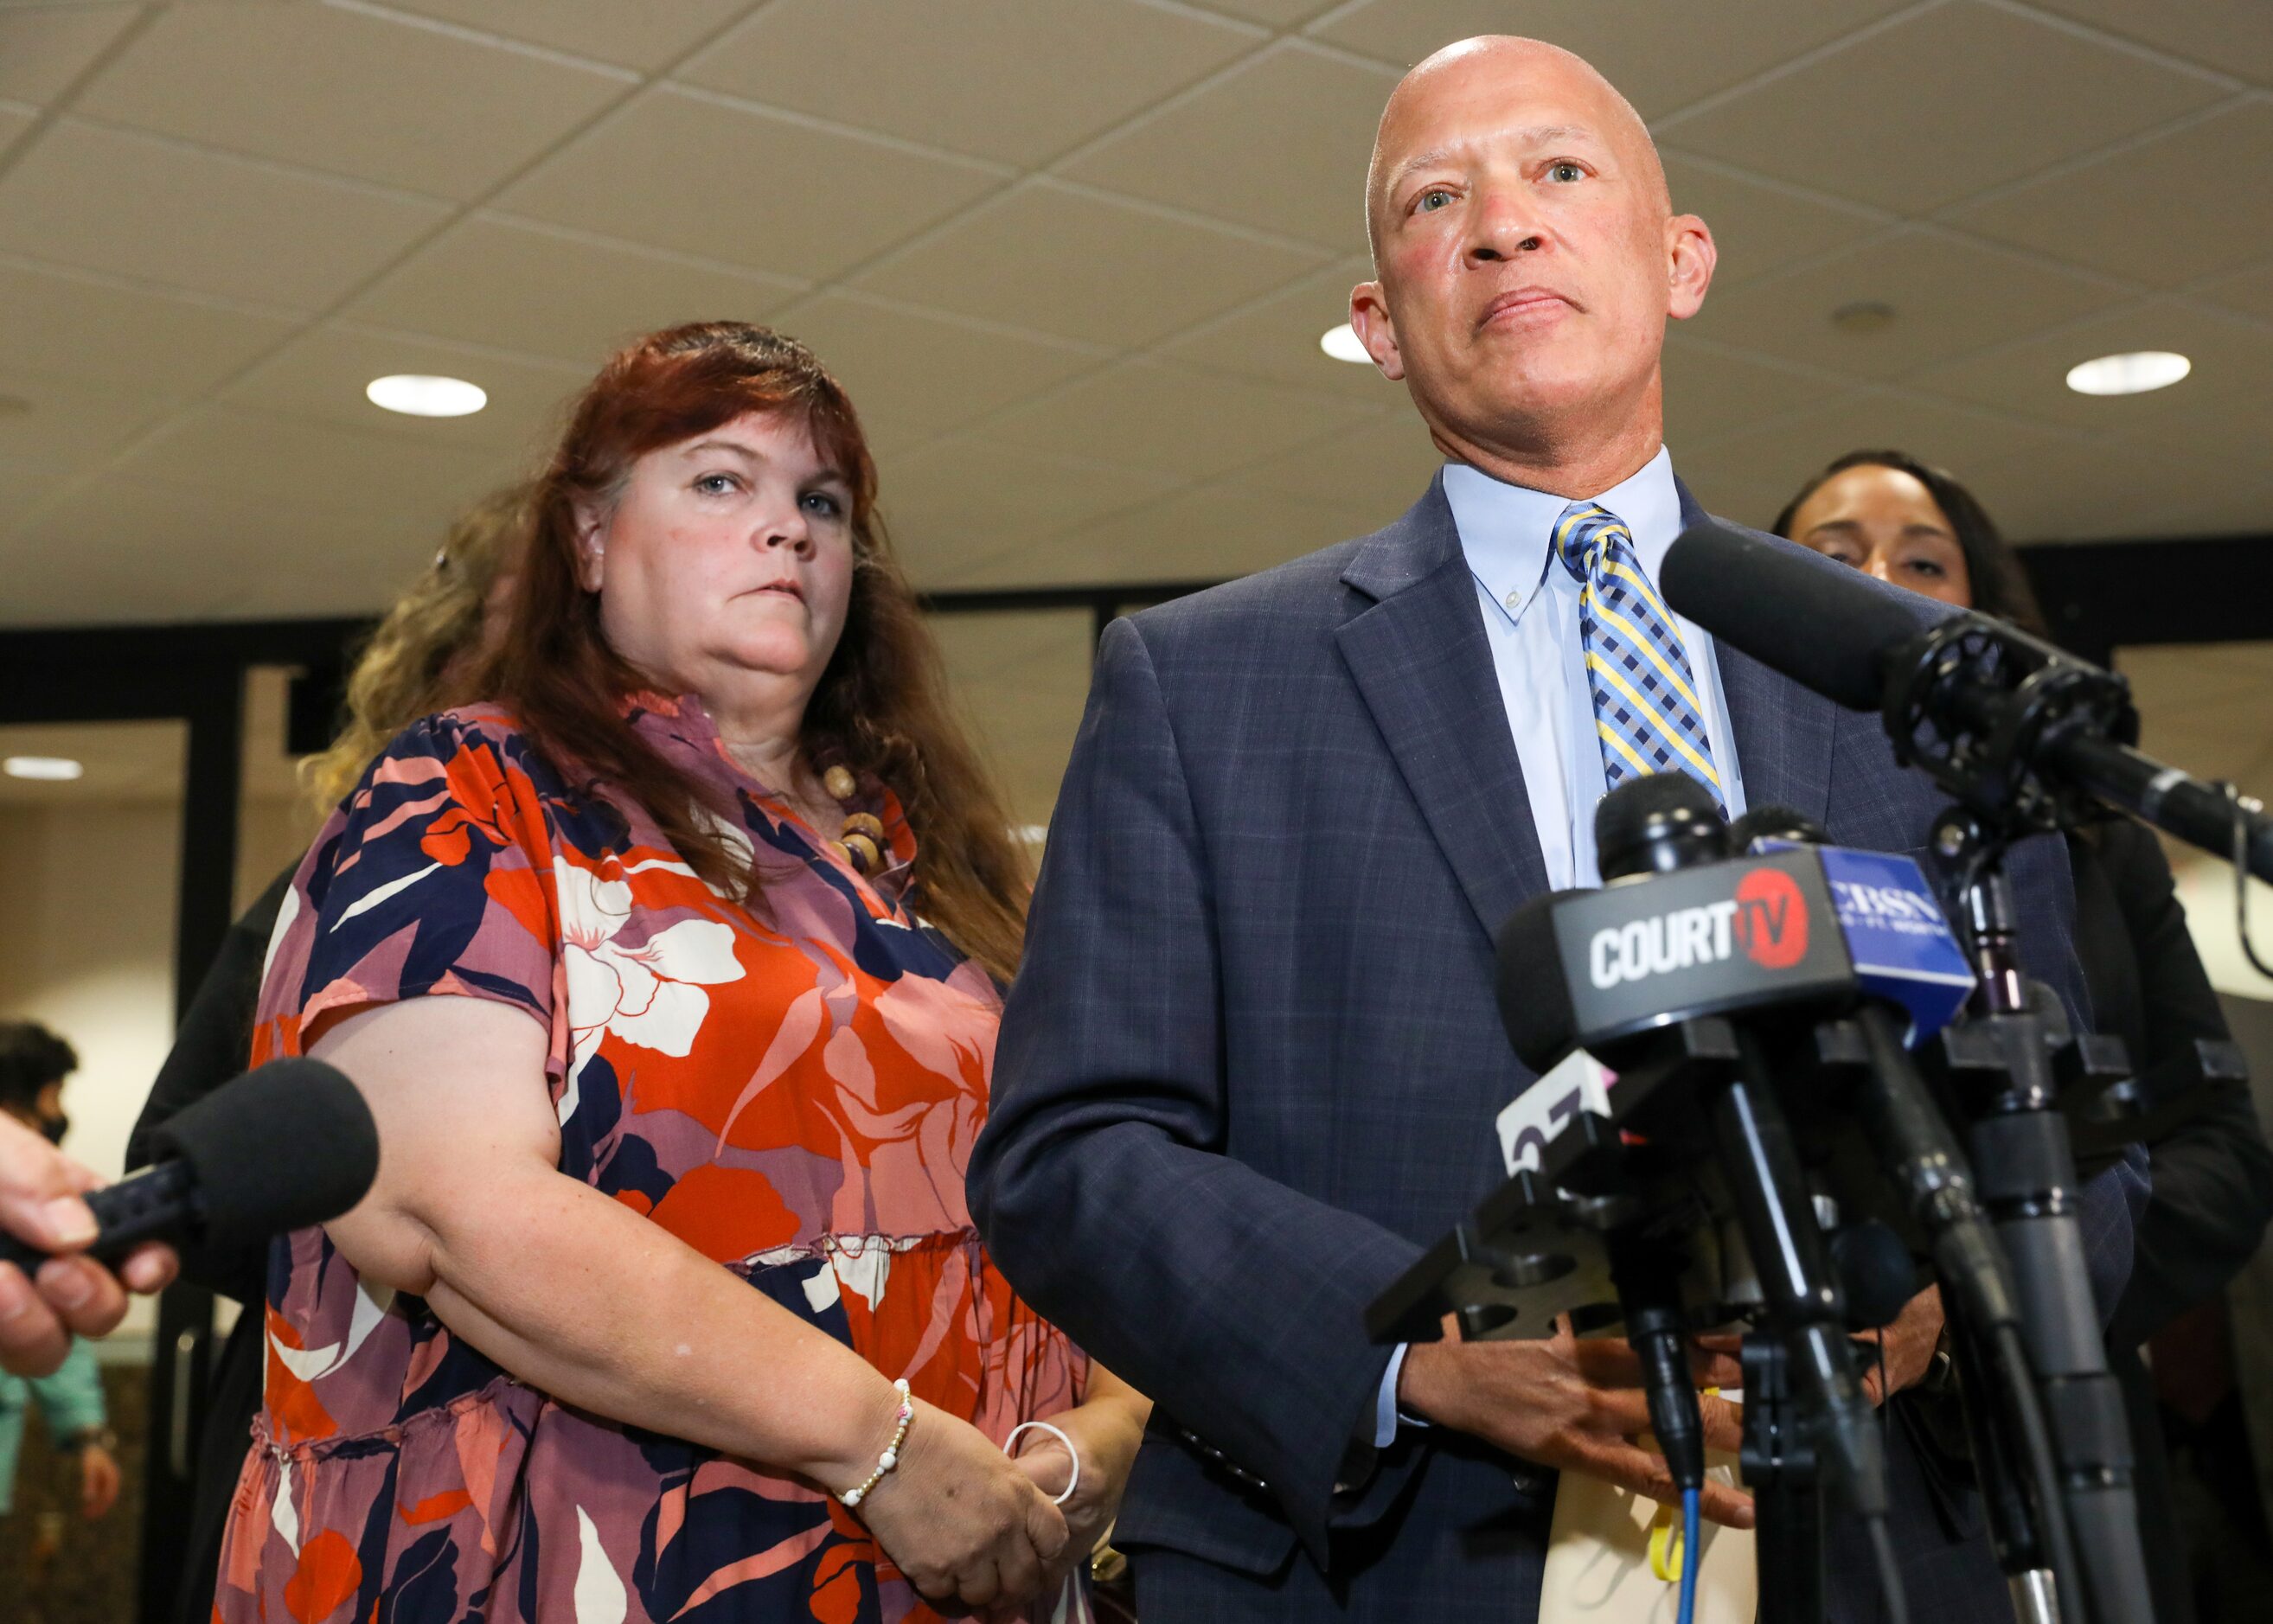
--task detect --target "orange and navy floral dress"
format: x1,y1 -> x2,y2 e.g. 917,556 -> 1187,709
214,696 -> 1087,1624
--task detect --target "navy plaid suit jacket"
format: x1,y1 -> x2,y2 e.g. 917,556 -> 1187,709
970,476 -> 2146,1621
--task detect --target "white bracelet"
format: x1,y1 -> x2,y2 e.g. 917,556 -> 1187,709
840,1378 -> 912,1508
1004,1419 -> 1080,1506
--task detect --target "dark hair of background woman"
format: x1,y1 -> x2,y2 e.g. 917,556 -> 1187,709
0,1020 -> 76,1112
1770,448 -> 2051,636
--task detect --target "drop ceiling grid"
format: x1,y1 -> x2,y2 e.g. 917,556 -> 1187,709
0,0 -> 2261,622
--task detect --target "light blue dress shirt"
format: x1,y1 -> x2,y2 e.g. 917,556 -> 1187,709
1370,448 -> 1749,1448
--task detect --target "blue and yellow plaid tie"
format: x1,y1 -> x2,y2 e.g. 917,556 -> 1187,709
1552,502 -> 1726,815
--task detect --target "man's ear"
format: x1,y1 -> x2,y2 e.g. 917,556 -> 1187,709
571,500 -> 608,592
1349,280 -> 1405,382
1666,214 -> 1717,322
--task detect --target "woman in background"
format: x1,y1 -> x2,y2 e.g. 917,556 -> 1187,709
1775,449 -> 2273,1624
0,1022 -> 122,1536
129,483 -> 531,1624
214,322 -> 1144,1624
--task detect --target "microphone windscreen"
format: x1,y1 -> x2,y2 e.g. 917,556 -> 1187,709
1496,890 -> 1591,1074
1659,521 -> 1936,713
149,1058 -> 379,1249
1729,803 -> 1831,851
1593,771 -> 1728,880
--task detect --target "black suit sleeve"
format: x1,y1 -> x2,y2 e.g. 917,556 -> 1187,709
2089,822 -> 2273,1347
125,863 -> 297,1303
970,619 -> 1425,1563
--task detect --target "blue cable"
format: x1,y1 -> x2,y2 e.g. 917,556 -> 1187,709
1677,1487 -> 1702,1624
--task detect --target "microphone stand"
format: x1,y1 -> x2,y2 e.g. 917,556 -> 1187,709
1926,807 -> 2155,1624
1739,1329 -> 1823,1624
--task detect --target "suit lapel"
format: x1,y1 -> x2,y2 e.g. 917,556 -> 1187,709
1335,479 -> 1551,943
1673,480 -> 1837,826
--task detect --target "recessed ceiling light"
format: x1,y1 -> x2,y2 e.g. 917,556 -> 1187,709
4,756 -> 83,781
1319,323 -> 1370,364
366,374 -> 487,418
2065,350 -> 2190,397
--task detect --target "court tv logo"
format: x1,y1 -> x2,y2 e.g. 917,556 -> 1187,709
1586,867 -> 1810,989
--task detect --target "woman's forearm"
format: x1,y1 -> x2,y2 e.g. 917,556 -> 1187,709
356,1167 -> 898,1490
1079,1361 -> 1151,1426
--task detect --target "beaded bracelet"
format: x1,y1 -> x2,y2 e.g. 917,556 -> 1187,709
840,1379 -> 914,1508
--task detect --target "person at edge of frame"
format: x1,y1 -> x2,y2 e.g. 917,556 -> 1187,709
1776,449 -> 2273,1624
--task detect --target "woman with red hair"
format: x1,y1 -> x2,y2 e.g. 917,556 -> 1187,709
214,323 -> 1145,1623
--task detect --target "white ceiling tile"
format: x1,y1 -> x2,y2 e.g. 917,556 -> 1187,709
0,104 -> 36,163
2027,0 -> 2273,89
0,450 -> 70,525
1963,432 -> 2254,542
984,359 -> 1374,481
495,86 -> 1003,281
0,3 -> 138,105
1216,0 -> 1336,24
1660,3 -> 2229,215
773,292 -> 1100,452
348,214 -> 803,368
855,178 -> 1325,347
1060,42 -> 1393,252
0,372 -> 171,482
1674,388 -> 2067,529
884,437 -> 1182,583
1906,300 -> 2273,435
77,3 -> 629,202
1,468 -> 427,625
679,0 -> 1258,166
1947,101 -> 2273,290
118,405 -> 514,532
1233,413 -> 1439,515
1311,0 -> 1912,117
1659,155 -> 1886,288
1685,228 -> 2126,380
218,323 -> 587,461
1160,256 -> 1400,401
952,480 -> 1364,585
0,119 -> 450,310
1662,334 -> 1850,444
0,259 -> 298,395
2154,464 -> 2273,538
382,0 -> 754,74
2201,261 -> 2273,325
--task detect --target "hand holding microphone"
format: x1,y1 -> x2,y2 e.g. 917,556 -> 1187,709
0,1112 -> 176,1377
0,1058 -> 380,1377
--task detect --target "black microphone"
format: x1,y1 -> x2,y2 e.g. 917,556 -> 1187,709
0,1059 -> 379,1274
1497,776 -> 1892,1528
1661,519 -> 2273,882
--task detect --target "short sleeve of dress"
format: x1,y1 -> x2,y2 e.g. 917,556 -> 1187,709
253,710 -> 570,1084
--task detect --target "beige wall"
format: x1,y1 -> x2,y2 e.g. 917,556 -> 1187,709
2173,855 -> 2273,1002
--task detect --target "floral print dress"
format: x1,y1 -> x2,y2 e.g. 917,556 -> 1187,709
213,696 -> 1086,1624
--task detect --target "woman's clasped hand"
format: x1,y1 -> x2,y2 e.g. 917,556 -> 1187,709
841,1389 -> 1071,1611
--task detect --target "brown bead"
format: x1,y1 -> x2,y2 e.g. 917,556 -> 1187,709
838,832 -> 882,873
841,811 -> 886,845
822,764 -> 858,802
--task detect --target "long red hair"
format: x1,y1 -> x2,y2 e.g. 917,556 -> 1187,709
479,322 -> 1030,981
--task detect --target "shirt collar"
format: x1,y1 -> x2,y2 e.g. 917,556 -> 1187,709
1444,444 -> 1681,618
